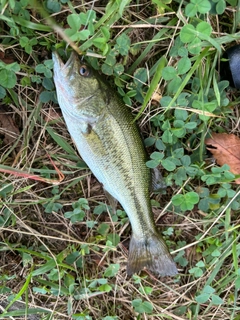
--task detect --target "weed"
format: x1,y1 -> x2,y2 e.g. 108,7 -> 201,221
0,0 -> 240,319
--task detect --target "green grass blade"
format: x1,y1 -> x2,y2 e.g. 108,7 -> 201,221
46,126 -> 76,155
0,308 -> 51,318
134,55 -> 167,121
166,47 -> 211,110
2,271 -> 32,313
13,16 -> 52,31
32,259 -> 56,276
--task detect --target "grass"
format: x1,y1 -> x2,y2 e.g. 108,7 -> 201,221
0,0 -> 240,319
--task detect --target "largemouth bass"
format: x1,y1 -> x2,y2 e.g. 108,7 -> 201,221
52,51 -> 177,276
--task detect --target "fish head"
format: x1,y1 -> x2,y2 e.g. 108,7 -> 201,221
52,51 -> 108,121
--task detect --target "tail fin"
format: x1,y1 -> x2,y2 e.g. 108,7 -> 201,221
127,232 -> 177,276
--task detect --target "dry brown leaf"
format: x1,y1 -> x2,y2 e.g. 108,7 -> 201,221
44,107 -> 61,123
0,110 -> 20,146
151,89 -> 162,106
152,90 -> 162,103
205,133 -> 240,184
0,51 -> 15,64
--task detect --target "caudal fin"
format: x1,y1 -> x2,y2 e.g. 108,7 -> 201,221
127,232 -> 178,276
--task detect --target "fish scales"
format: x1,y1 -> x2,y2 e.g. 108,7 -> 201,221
52,51 -> 177,276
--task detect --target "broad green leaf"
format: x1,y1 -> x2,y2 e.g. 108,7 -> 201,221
151,151 -> 164,161
196,260 -> 205,268
113,63 -> 124,75
133,67 -> 148,88
43,77 -> 54,90
211,294 -> 224,305
162,66 -> 177,80
197,0 -> 211,13
173,119 -> 185,128
101,26 -> 110,41
162,129 -> 173,144
97,223 -> 110,236
146,159 -> 159,168
145,137 -> 155,146
0,86 -> 6,98
175,108 -> 188,120
64,273 -> 76,288
185,122 -> 197,129
104,264 -> 120,277
79,10 -> 96,25
132,299 -> 153,314
0,286 -> 12,294
178,46 -> 188,57
140,286 -> 153,295
185,3 -> 197,17
172,194 -> 184,206
44,201 -> 63,213
177,57 -> 191,75
46,0 -> 61,13
107,233 -> 120,246
203,285 -> 215,294
20,36 -> 29,47
78,29 -> 90,41
116,33 -> 131,55
167,76 -> 182,94
156,139 -> 166,151
93,37 -> 107,48
98,283 -> 112,292
101,63 -> 113,75
196,21 -> 212,37
105,51 -> 117,66
188,37 -> 202,55
0,70 -> 17,88
172,126 -> 186,138
189,266 -> 204,277
67,14 -> 82,31
0,183 -> 14,198
195,293 -> 209,303
35,64 -> 45,73
235,276 -> 240,289
44,59 -> 53,69
181,155 -> 191,166
180,24 -> 195,43
160,96 -> 174,108
185,192 -> 199,204
162,159 -> 176,171
39,91 -> 53,103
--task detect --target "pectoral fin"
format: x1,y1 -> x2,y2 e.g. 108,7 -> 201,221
151,167 -> 166,191
104,189 -> 118,214
78,116 -> 97,135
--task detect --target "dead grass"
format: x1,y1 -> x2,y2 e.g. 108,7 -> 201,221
0,0 -> 240,319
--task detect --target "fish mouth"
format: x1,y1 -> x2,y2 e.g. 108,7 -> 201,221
52,51 -> 79,72
64,51 -> 78,69
52,51 -> 64,70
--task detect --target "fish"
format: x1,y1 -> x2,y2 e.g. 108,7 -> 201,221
52,51 -> 177,276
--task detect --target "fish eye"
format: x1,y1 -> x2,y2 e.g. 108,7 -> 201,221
79,65 -> 90,77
